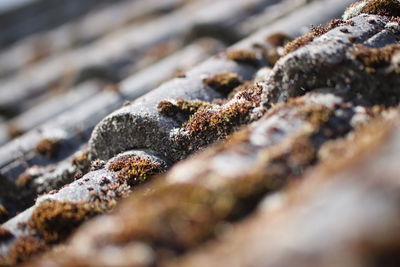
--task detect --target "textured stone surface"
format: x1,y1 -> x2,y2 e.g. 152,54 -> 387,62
1,149 -> 168,256
0,39 -> 222,204
4,1 -> 395,266
88,58 -> 256,162
262,14 -> 400,106
172,109 -> 400,267
23,90 -> 378,266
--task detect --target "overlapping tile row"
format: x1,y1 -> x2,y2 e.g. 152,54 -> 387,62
0,0 -> 186,78
170,108 -> 400,267
0,39 -> 224,221
0,0 -> 332,191
262,11 -> 400,106
18,89 -> 379,267
0,0 -> 353,222
2,0 -> 399,266
0,0 -> 279,126
0,0 -> 121,48
88,0 -> 355,162
1,0 -> 316,79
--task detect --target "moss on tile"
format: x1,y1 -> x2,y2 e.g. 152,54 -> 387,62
362,0 -> 400,17
180,85 -> 262,138
28,200 -> 114,243
226,49 -> 259,67
352,44 -> 400,71
167,84 -> 263,158
158,99 -> 211,119
3,236 -> 47,265
266,33 -> 292,47
108,155 -> 163,187
35,138 -> 60,159
284,19 -> 344,55
203,72 -> 244,96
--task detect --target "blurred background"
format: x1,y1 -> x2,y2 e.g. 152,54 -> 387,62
0,0 -> 317,145
0,0 -> 318,147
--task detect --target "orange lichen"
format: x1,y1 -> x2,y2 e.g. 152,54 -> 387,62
28,200 -> 113,243
203,72 -> 244,96
35,138 -> 60,159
